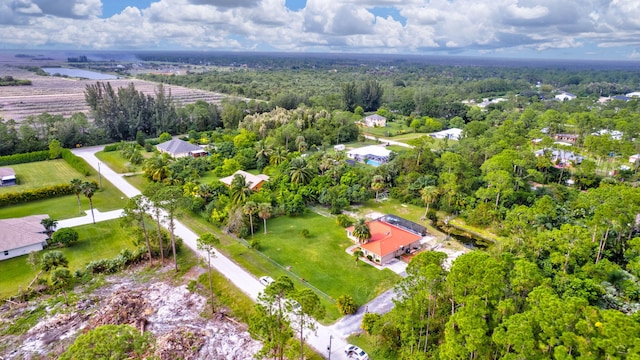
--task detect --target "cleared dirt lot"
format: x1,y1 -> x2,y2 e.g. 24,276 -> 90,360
0,56 -> 226,122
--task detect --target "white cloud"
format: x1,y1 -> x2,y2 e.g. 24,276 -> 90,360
0,0 -> 639,58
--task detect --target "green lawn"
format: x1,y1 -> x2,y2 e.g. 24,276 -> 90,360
95,150 -> 154,174
0,174 -> 128,220
179,210 -> 399,322
0,159 -> 83,194
254,213 -> 399,304
95,150 -> 132,174
0,219 -> 136,299
362,122 -> 412,138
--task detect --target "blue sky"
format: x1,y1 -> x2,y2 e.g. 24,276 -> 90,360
3,0 -> 640,60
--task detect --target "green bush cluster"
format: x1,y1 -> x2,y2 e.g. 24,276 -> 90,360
103,144 -> 118,152
336,294 -> 358,315
0,150 -> 48,166
61,149 -> 92,176
84,249 -> 145,275
0,184 -> 75,206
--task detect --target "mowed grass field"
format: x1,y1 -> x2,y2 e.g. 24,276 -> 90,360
0,162 -> 128,220
0,159 -> 81,194
0,220 -> 135,299
252,213 -> 399,306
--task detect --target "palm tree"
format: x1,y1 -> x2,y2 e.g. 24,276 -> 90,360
257,203 -> 272,234
70,178 -> 83,214
81,181 -> 98,224
295,135 -> 307,153
352,218 -> 372,244
244,201 -> 258,237
353,248 -> 364,267
420,185 -> 440,221
255,140 -> 272,170
269,146 -> 288,166
371,175 -> 385,202
229,174 -> 251,206
288,157 -> 314,185
40,217 -> 58,241
143,153 -> 170,182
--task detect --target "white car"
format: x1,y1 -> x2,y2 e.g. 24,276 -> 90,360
259,276 -> 275,286
344,344 -> 369,360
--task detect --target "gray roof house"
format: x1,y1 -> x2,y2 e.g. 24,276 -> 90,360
156,139 -> 206,158
535,148 -> 584,166
0,214 -> 49,261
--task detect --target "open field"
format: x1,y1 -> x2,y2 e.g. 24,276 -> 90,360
0,66 -> 228,122
0,159 -> 82,194
0,219 -> 135,299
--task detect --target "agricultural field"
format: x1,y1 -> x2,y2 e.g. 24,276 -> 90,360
0,159 -> 82,194
0,64 -> 227,122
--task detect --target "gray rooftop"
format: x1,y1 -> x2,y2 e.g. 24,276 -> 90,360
156,139 -> 201,155
0,214 -> 49,252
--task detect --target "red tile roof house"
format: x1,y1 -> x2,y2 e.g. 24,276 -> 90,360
0,214 -> 49,261
346,215 -> 427,265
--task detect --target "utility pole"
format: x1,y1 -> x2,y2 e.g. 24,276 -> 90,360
327,334 -> 332,360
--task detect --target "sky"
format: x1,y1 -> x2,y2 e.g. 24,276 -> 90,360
1,0 -> 640,60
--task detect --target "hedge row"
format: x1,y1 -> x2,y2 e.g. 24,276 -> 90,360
0,184 -> 74,206
61,149 -> 92,176
103,144 -> 118,152
0,151 -> 49,166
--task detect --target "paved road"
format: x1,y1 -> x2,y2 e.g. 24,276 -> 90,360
363,134 -> 414,148
73,146 -> 386,359
57,209 -> 124,228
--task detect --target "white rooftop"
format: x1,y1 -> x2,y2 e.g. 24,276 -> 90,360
347,145 -> 392,157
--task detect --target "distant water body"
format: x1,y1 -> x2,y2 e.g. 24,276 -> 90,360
42,67 -> 118,80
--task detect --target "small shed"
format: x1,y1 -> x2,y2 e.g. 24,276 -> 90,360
0,167 -> 16,186
334,144 -> 345,151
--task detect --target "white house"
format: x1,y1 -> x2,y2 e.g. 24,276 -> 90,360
219,170 -> 270,191
555,92 -> 577,101
429,128 -> 463,140
363,114 -> 387,128
625,91 -> 640,98
592,129 -> 623,141
156,138 -> 207,158
535,148 -> 584,166
0,215 -> 49,261
0,167 -> 16,186
346,145 -> 392,164
629,154 -> 640,164
334,144 -> 345,151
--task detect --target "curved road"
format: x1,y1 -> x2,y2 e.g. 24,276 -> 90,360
72,146 -> 399,359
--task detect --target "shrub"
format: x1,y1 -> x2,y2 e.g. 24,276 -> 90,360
61,149 -> 92,176
336,214 -> 354,228
0,184 -> 76,206
300,228 -> 310,238
103,144 -> 118,152
361,312 -> 381,335
52,228 -> 79,247
0,150 -> 48,166
336,295 -> 358,315
59,325 -> 154,360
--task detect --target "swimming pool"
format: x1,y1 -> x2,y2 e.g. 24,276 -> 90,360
366,159 -> 382,167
